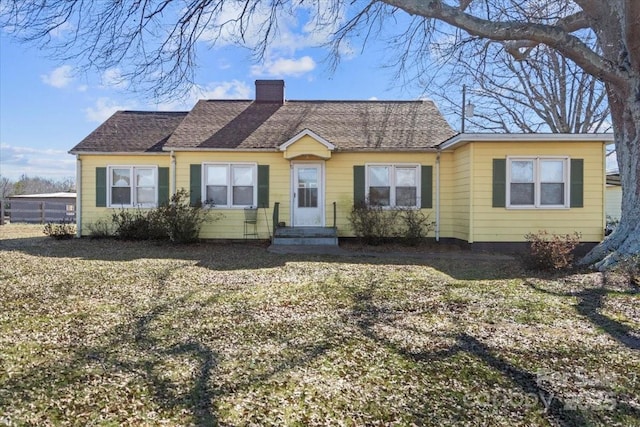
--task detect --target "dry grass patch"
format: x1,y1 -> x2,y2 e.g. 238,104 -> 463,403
0,224 -> 639,426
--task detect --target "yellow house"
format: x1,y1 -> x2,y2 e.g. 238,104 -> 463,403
70,80 -> 613,249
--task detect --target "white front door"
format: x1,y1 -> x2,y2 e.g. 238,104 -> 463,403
292,163 -> 324,226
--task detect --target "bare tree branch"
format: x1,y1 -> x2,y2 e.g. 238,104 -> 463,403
381,0 -> 625,85
434,40 -> 610,134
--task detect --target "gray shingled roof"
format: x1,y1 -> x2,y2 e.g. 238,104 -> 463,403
69,111 -> 188,153
165,100 -> 454,150
70,100 -> 455,153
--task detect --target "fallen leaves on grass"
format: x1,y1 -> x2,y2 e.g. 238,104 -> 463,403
0,224 -> 638,426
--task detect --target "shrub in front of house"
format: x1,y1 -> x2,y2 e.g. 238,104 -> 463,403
86,218 -> 114,238
348,202 -> 435,246
524,230 -> 582,271
155,189 -> 215,243
397,208 -> 435,246
111,208 -> 165,240
348,202 -> 400,245
43,220 -> 76,239
110,189 -> 215,243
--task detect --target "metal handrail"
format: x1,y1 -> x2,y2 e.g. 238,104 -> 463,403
272,202 -> 280,237
332,201 -> 336,229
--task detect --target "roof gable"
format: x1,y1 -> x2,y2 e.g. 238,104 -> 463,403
280,129 -> 335,160
279,129 -> 335,151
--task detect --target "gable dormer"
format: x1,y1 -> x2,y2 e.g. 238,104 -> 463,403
279,129 -> 335,160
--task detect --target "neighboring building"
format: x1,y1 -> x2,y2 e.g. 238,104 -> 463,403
7,192 -> 76,223
606,173 -> 622,222
69,80 -> 613,249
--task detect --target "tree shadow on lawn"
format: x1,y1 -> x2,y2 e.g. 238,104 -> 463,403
348,282 -> 639,426
2,258 -> 638,424
526,279 -> 640,351
1,235 -> 525,280
0,292 -> 219,425
0,290 -> 336,426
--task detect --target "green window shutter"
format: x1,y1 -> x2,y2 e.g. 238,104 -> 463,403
492,159 -> 506,208
96,167 -> 107,207
570,158 -> 584,208
157,167 -> 169,206
353,165 -> 365,206
420,165 -> 433,208
190,164 -> 202,206
257,165 -> 270,208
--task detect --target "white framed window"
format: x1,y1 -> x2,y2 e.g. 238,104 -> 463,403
507,157 -> 569,208
366,164 -> 420,208
108,166 -> 157,207
203,163 -> 257,208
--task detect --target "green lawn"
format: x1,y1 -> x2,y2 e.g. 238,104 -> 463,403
1,224 -> 639,426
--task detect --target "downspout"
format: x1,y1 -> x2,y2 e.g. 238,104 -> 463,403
435,151 -> 440,242
601,142 -> 607,237
75,155 -> 82,237
170,150 -> 176,198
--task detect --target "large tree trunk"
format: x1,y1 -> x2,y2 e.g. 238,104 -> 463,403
581,76 -> 640,269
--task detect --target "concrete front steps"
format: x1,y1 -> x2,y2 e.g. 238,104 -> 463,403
272,226 -> 338,246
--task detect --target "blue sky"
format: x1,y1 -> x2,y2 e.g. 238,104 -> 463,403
0,8 -> 442,182
0,4 -> 617,182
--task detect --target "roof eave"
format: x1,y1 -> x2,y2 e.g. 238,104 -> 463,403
161,147 -> 279,152
438,133 -> 615,151
70,150 -> 169,155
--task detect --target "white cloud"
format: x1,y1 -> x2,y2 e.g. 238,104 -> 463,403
85,98 -> 134,123
428,33 -> 460,65
154,80 -> 251,110
201,2 -> 346,57
0,143 -> 76,180
101,68 -> 127,89
41,65 -> 74,88
200,80 -> 252,99
251,56 -> 316,77
49,21 -> 75,38
84,81 -> 249,124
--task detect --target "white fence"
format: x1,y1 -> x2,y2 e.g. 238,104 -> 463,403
0,200 -> 76,225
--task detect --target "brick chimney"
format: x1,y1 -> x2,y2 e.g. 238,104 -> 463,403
255,80 -> 285,103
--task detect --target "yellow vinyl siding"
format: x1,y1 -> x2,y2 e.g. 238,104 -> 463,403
325,152 -> 437,236
469,142 -> 605,242
436,152 -> 455,238
321,154 -> 354,234
175,152 -> 286,239
445,146 -> 472,242
78,141 -> 603,242
78,154 -> 170,236
82,151 -> 437,240
175,151 -> 437,239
